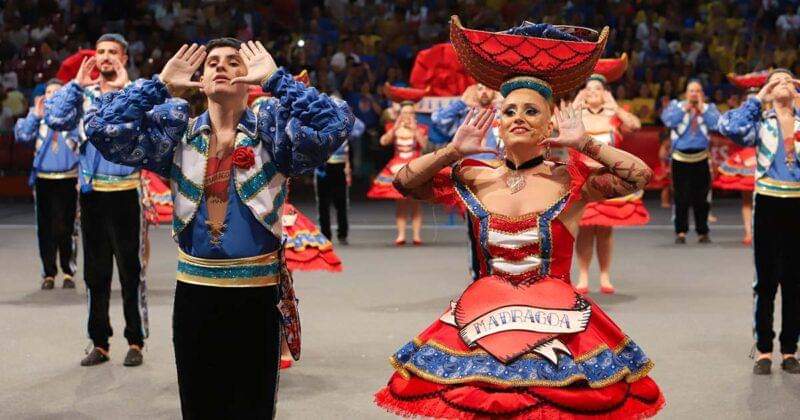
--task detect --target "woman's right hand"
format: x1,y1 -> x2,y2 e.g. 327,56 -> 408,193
451,107 -> 496,157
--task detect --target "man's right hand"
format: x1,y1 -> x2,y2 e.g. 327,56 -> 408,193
75,56 -> 100,87
34,96 -> 45,118
461,85 -> 478,108
159,44 -> 206,94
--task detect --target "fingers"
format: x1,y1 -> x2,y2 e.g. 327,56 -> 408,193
175,44 -> 189,60
240,41 -> 256,60
463,108 -> 475,126
477,107 -> 495,130
187,46 -> 206,67
254,40 -> 268,55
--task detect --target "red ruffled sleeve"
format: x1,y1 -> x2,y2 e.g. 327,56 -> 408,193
565,150 -> 593,207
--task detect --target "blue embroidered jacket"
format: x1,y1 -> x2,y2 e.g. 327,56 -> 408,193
84,68 -> 354,259
44,82 -> 139,192
431,100 -> 501,159
14,108 -> 80,185
660,100 -> 721,152
718,97 -> 800,184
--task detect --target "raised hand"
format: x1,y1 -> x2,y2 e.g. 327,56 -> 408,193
541,100 -> 586,149
602,90 -> 619,112
461,85 -> 479,108
159,44 -> 206,93
34,96 -> 45,118
75,56 -> 100,87
451,107 -> 497,157
573,89 -> 587,109
106,56 -> 130,90
756,78 -> 781,102
230,41 -> 278,85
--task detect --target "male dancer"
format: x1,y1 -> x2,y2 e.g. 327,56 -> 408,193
431,83 -> 501,159
315,117 -> 363,244
14,78 -> 80,290
719,69 -> 800,375
85,39 -> 353,418
660,80 -> 721,244
44,34 -> 147,367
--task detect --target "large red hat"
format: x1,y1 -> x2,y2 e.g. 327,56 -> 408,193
593,53 -> 628,83
727,71 -> 769,90
449,16 -> 608,96
56,49 -> 99,83
409,43 -> 476,96
384,83 -> 430,104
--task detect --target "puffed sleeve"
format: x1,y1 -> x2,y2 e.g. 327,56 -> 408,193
13,109 -> 41,145
702,103 -> 721,131
44,81 -> 85,131
659,100 -> 686,129
431,99 -> 468,138
84,76 -> 188,177
717,97 -> 761,147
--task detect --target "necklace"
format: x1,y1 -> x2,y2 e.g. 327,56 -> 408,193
586,107 -> 604,115
504,155 -> 545,194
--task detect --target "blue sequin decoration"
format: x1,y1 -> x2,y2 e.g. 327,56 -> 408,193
176,260 -> 280,279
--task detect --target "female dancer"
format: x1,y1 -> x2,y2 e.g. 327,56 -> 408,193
374,18 -> 664,419
574,74 -> 647,294
367,86 -> 429,245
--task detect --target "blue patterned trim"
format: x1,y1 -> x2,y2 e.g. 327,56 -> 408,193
375,174 -> 395,184
284,231 -> 332,250
537,194 -> 569,275
236,135 -> 258,148
172,215 -> 187,235
392,338 -> 652,387
719,162 -> 755,176
452,167 -> 492,277
170,165 -> 203,203
187,133 -> 208,154
238,162 -> 278,202
500,78 -> 553,100
263,185 -> 288,227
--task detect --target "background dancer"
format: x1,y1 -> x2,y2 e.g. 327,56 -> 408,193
719,69 -> 800,375
431,82 -> 501,159
660,79 -> 721,244
14,78 -> 79,290
44,34 -> 147,367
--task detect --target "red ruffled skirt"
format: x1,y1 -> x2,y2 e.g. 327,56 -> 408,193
375,278 -> 664,419
713,148 -> 755,192
580,192 -> 650,227
282,203 -> 342,272
368,156 -> 414,200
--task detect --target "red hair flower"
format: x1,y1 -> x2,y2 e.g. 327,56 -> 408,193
232,146 -> 255,169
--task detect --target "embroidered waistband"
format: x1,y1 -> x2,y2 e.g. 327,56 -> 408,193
756,177 -> 800,198
37,168 -> 79,179
85,171 -> 141,192
176,248 -> 281,287
671,149 -> 709,163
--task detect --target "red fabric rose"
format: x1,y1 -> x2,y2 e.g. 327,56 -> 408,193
232,146 -> 255,169
794,131 -> 800,142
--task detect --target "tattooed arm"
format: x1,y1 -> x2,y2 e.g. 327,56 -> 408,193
579,136 -> 653,201
393,108 -> 495,200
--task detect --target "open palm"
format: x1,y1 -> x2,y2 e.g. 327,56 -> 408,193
451,108 -> 497,156
231,41 -> 278,85
541,100 -> 586,149
159,44 -> 206,91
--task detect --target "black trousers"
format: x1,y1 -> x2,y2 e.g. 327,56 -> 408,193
80,189 -> 145,349
753,194 -> 800,354
34,177 -> 78,278
173,281 -> 281,420
671,158 -> 710,235
315,162 -> 348,240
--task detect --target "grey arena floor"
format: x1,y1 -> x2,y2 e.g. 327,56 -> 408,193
0,196 -> 798,419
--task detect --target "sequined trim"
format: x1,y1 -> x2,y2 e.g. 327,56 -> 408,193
37,169 -> 79,179
176,249 -> 281,287
85,171 -> 141,192
755,177 -> 800,198
237,162 -> 278,202
263,186 -> 288,227
170,165 -> 203,203
671,149 -> 709,163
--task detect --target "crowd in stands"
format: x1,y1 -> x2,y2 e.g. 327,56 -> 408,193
1,0 -> 799,173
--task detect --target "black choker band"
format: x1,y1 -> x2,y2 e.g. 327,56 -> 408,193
505,155 -> 544,171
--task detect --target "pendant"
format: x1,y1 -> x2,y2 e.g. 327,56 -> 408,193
506,172 -> 526,194
787,155 -> 795,167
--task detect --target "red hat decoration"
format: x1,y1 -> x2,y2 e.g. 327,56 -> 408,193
384,83 -> 430,104
409,43 -> 476,96
727,71 -> 769,90
593,53 -> 628,83
56,49 -> 99,83
449,16 -> 609,96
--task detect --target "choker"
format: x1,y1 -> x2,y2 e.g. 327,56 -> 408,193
505,155 -> 544,193
586,107 -> 604,115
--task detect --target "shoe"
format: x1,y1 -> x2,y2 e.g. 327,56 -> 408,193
781,356 -> 800,374
742,236 -> 752,246
41,278 -> 55,290
63,276 -> 76,289
675,236 -> 686,245
81,347 -> 110,366
413,239 -> 423,246
698,235 -> 712,244
575,286 -> 589,295
753,358 -> 772,375
123,347 -> 143,367
600,285 -> 616,294
338,237 -> 349,246
395,239 -> 406,246
280,358 -> 293,369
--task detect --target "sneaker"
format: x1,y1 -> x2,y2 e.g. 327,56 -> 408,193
63,276 -> 76,289
123,347 -> 144,367
698,235 -> 712,244
781,356 -> 800,374
675,236 -> 686,245
753,358 -> 772,375
81,348 -> 110,366
338,237 -> 349,246
41,278 -> 55,290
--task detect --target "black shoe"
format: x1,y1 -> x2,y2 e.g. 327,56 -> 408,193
675,236 -> 686,244
41,278 -> 55,290
753,358 -> 772,375
781,356 -> 800,374
81,348 -> 110,366
123,347 -> 143,367
698,234 -> 712,244
338,237 -> 349,245
62,276 -> 76,289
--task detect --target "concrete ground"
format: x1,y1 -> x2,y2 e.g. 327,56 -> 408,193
0,196 -> 798,419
